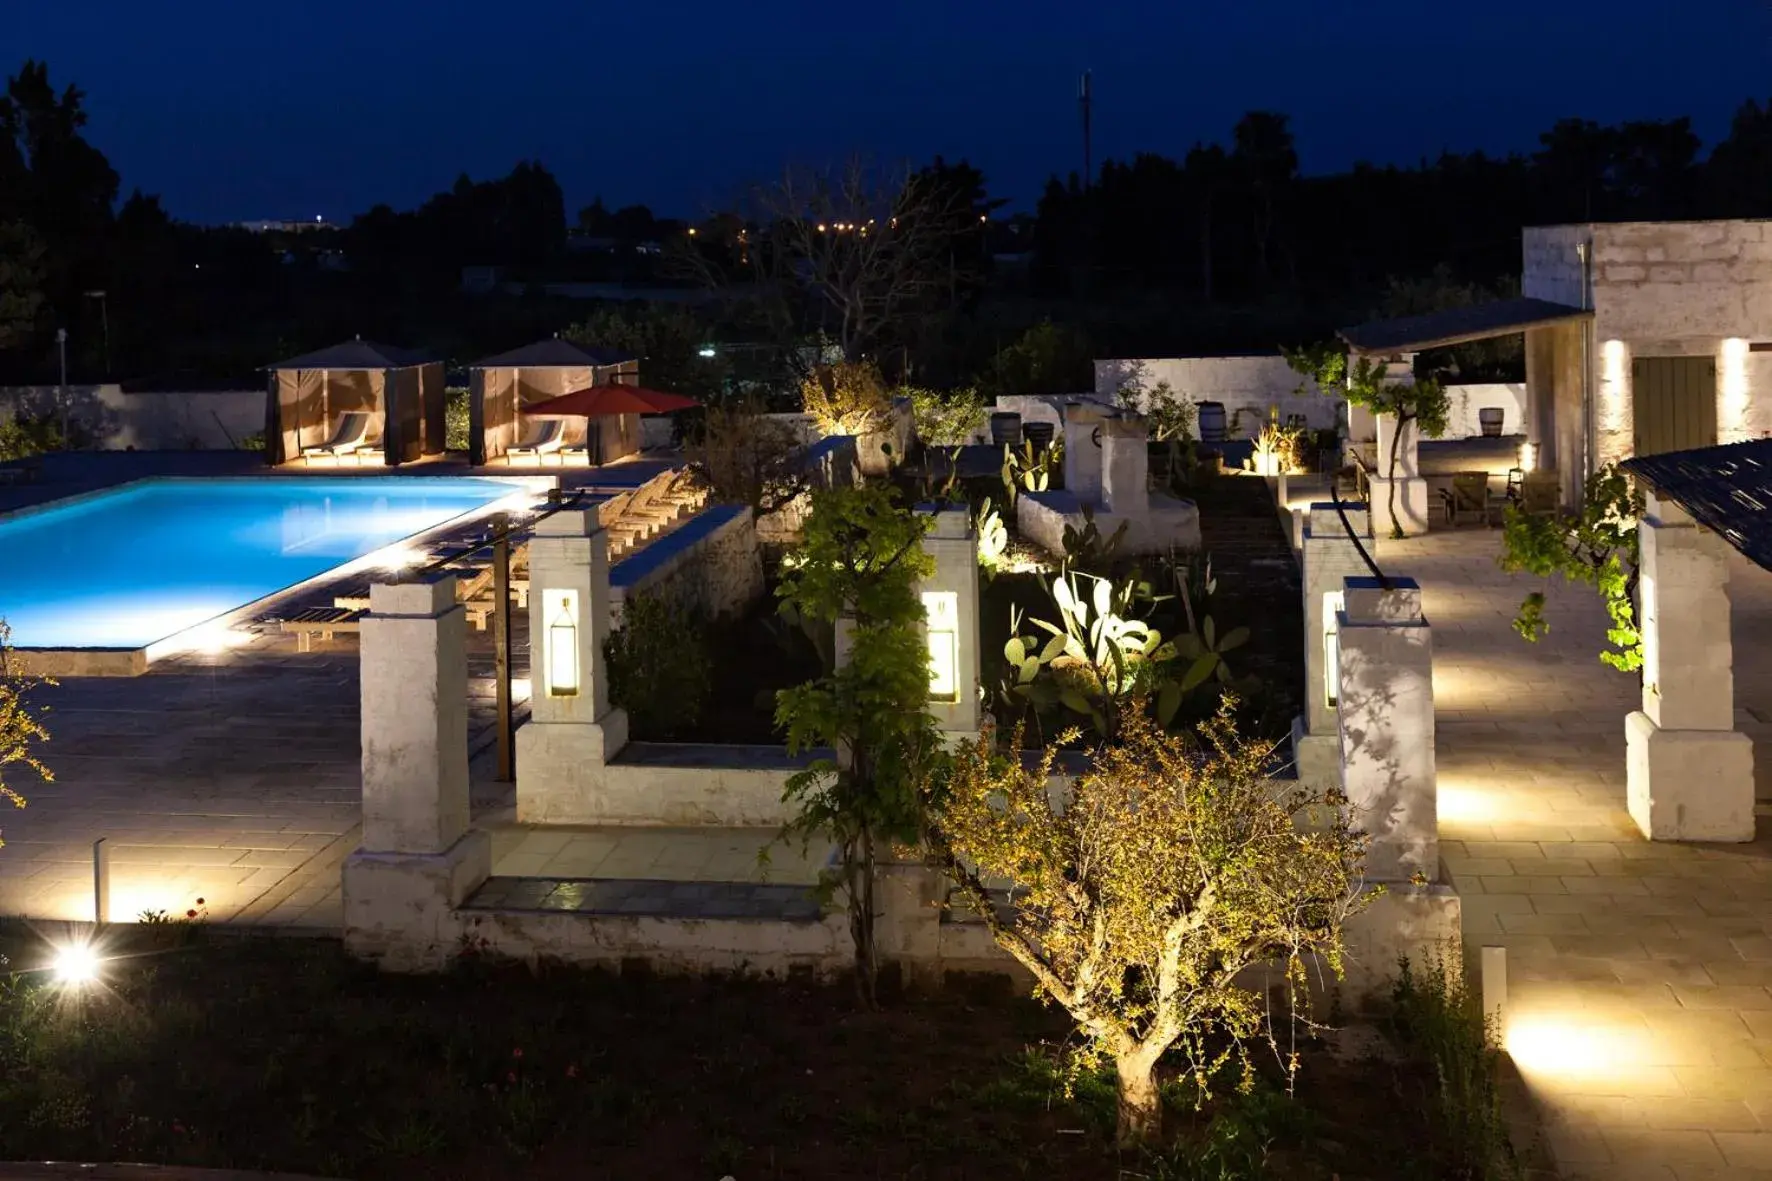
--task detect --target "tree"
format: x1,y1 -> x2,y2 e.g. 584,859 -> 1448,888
0,220 -> 44,351
775,485 -> 939,1008
0,620 -> 52,848
1286,346 -> 1449,539
927,703 -> 1368,1146
1231,111 -> 1298,283
1,61 -> 119,305
1498,462 -> 1645,671
563,303 -> 728,402
1184,143 -> 1229,300
978,321 -> 1093,400
710,159 -> 968,366
683,399 -> 813,517
1705,98 -> 1772,217
800,359 -> 892,435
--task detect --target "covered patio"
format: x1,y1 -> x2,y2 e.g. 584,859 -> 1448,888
263,339 -> 447,467
1339,297 -> 1594,517
467,337 -> 639,467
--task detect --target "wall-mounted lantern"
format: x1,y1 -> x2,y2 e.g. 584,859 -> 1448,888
922,590 -> 960,703
1323,590 -> 1345,709
544,588 -> 580,697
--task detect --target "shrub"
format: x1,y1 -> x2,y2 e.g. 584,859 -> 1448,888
684,400 -> 811,517
907,385 -> 987,447
444,386 -> 471,452
801,361 -> 892,435
603,595 -> 713,739
0,414 -> 63,463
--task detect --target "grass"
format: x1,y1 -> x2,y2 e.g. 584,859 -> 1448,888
0,921 -> 1527,1180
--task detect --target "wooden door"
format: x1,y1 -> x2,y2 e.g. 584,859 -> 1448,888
1632,356 -> 1718,457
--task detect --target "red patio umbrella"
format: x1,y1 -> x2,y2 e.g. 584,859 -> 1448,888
522,384 -> 700,417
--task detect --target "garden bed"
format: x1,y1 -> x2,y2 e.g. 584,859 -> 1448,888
0,923 -> 1526,1181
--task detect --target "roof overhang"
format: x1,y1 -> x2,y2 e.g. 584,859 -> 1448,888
1622,439 -> 1772,573
1339,297 -> 1592,356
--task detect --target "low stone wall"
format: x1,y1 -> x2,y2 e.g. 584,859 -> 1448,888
0,385 -> 264,450
756,434 -> 861,544
515,743 -> 808,827
346,848 -> 1458,1011
854,398 -> 914,477
609,504 -> 763,627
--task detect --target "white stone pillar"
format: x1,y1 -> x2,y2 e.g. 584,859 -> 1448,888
515,509 -> 630,822
1099,413 -> 1150,516
1337,576 -> 1438,884
343,575 -> 491,968
915,506 -> 983,742
1062,402 -> 1108,502
1292,504 -> 1372,786
1626,492 -> 1754,841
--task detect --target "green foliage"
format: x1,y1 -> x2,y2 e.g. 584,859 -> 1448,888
1117,379 -> 1197,443
603,594 -> 713,739
1059,504 -> 1127,574
999,436 -> 1062,508
774,484 -> 939,1007
0,221 -> 45,351
928,703 -> 1370,1145
1498,462 -> 1644,671
238,431 -> 266,452
684,399 -> 811,516
906,385 -> 987,447
443,386 -> 471,452
978,321 -> 1093,401
0,414 -> 63,463
974,497 -> 1009,575
563,305 -> 728,402
1286,346 -> 1449,537
801,361 -> 892,435
1391,950 -> 1522,1180
0,620 -> 51,843
1000,571 -> 1182,738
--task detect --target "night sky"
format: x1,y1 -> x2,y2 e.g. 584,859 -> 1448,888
8,0 -> 1770,225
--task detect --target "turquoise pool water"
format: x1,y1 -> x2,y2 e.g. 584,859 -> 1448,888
0,477 -> 525,649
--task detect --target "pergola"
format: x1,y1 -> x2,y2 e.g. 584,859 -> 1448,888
1616,438 -> 1770,841
467,338 -> 639,465
1338,297 -> 1593,511
263,339 -> 445,467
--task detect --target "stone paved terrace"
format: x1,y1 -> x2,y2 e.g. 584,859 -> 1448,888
1380,527 -> 1772,1181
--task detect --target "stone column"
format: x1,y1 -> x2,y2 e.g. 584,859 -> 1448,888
1062,401 -> 1108,502
915,506 -> 983,742
1292,504 -> 1373,787
343,576 -> 491,968
1627,492 -> 1754,841
1336,576 -> 1438,884
515,509 -> 630,822
1099,413 -> 1150,516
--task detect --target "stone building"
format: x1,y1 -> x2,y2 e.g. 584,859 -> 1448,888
1524,218 -> 1772,488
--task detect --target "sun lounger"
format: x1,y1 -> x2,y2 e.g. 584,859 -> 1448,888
279,606 -> 363,652
302,411 -> 373,460
506,419 -> 565,463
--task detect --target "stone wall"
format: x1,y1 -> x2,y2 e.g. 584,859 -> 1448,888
0,384 -> 264,450
755,434 -> 861,544
1094,354 -> 1335,434
609,504 -> 763,627
1525,219 -> 1772,459
1442,382 -> 1527,439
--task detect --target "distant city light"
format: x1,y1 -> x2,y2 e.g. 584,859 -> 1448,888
698,346 -> 717,358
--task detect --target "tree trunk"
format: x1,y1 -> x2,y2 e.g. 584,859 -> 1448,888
1114,1051 -> 1162,1147
1386,412 -> 1407,540
850,823 -> 879,1009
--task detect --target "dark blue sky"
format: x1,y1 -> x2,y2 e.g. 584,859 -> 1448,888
8,0 -> 1770,225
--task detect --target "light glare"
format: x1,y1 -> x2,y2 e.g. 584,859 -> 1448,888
53,942 -> 100,986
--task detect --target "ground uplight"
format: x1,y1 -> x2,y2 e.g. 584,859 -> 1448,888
52,942 -> 101,987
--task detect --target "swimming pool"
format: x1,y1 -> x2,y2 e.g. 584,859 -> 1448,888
0,477 -> 531,652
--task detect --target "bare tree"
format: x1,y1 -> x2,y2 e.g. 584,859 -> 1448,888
681,159 -> 966,371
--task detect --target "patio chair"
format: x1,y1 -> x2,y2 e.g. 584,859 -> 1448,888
506,419 -> 565,463
278,606 -> 363,651
302,411 -> 372,460
1518,470 -> 1561,517
1440,471 -> 1503,527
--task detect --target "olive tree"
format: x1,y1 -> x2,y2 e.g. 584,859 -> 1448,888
775,484 -> 940,1008
926,703 -> 1368,1145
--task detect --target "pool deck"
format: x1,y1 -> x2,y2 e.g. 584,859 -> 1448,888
0,449 -> 680,927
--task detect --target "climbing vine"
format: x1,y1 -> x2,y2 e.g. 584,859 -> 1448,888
1497,463 -> 1645,672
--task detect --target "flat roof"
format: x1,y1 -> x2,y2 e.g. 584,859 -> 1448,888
1622,439 -> 1772,573
1339,297 -> 1591,355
